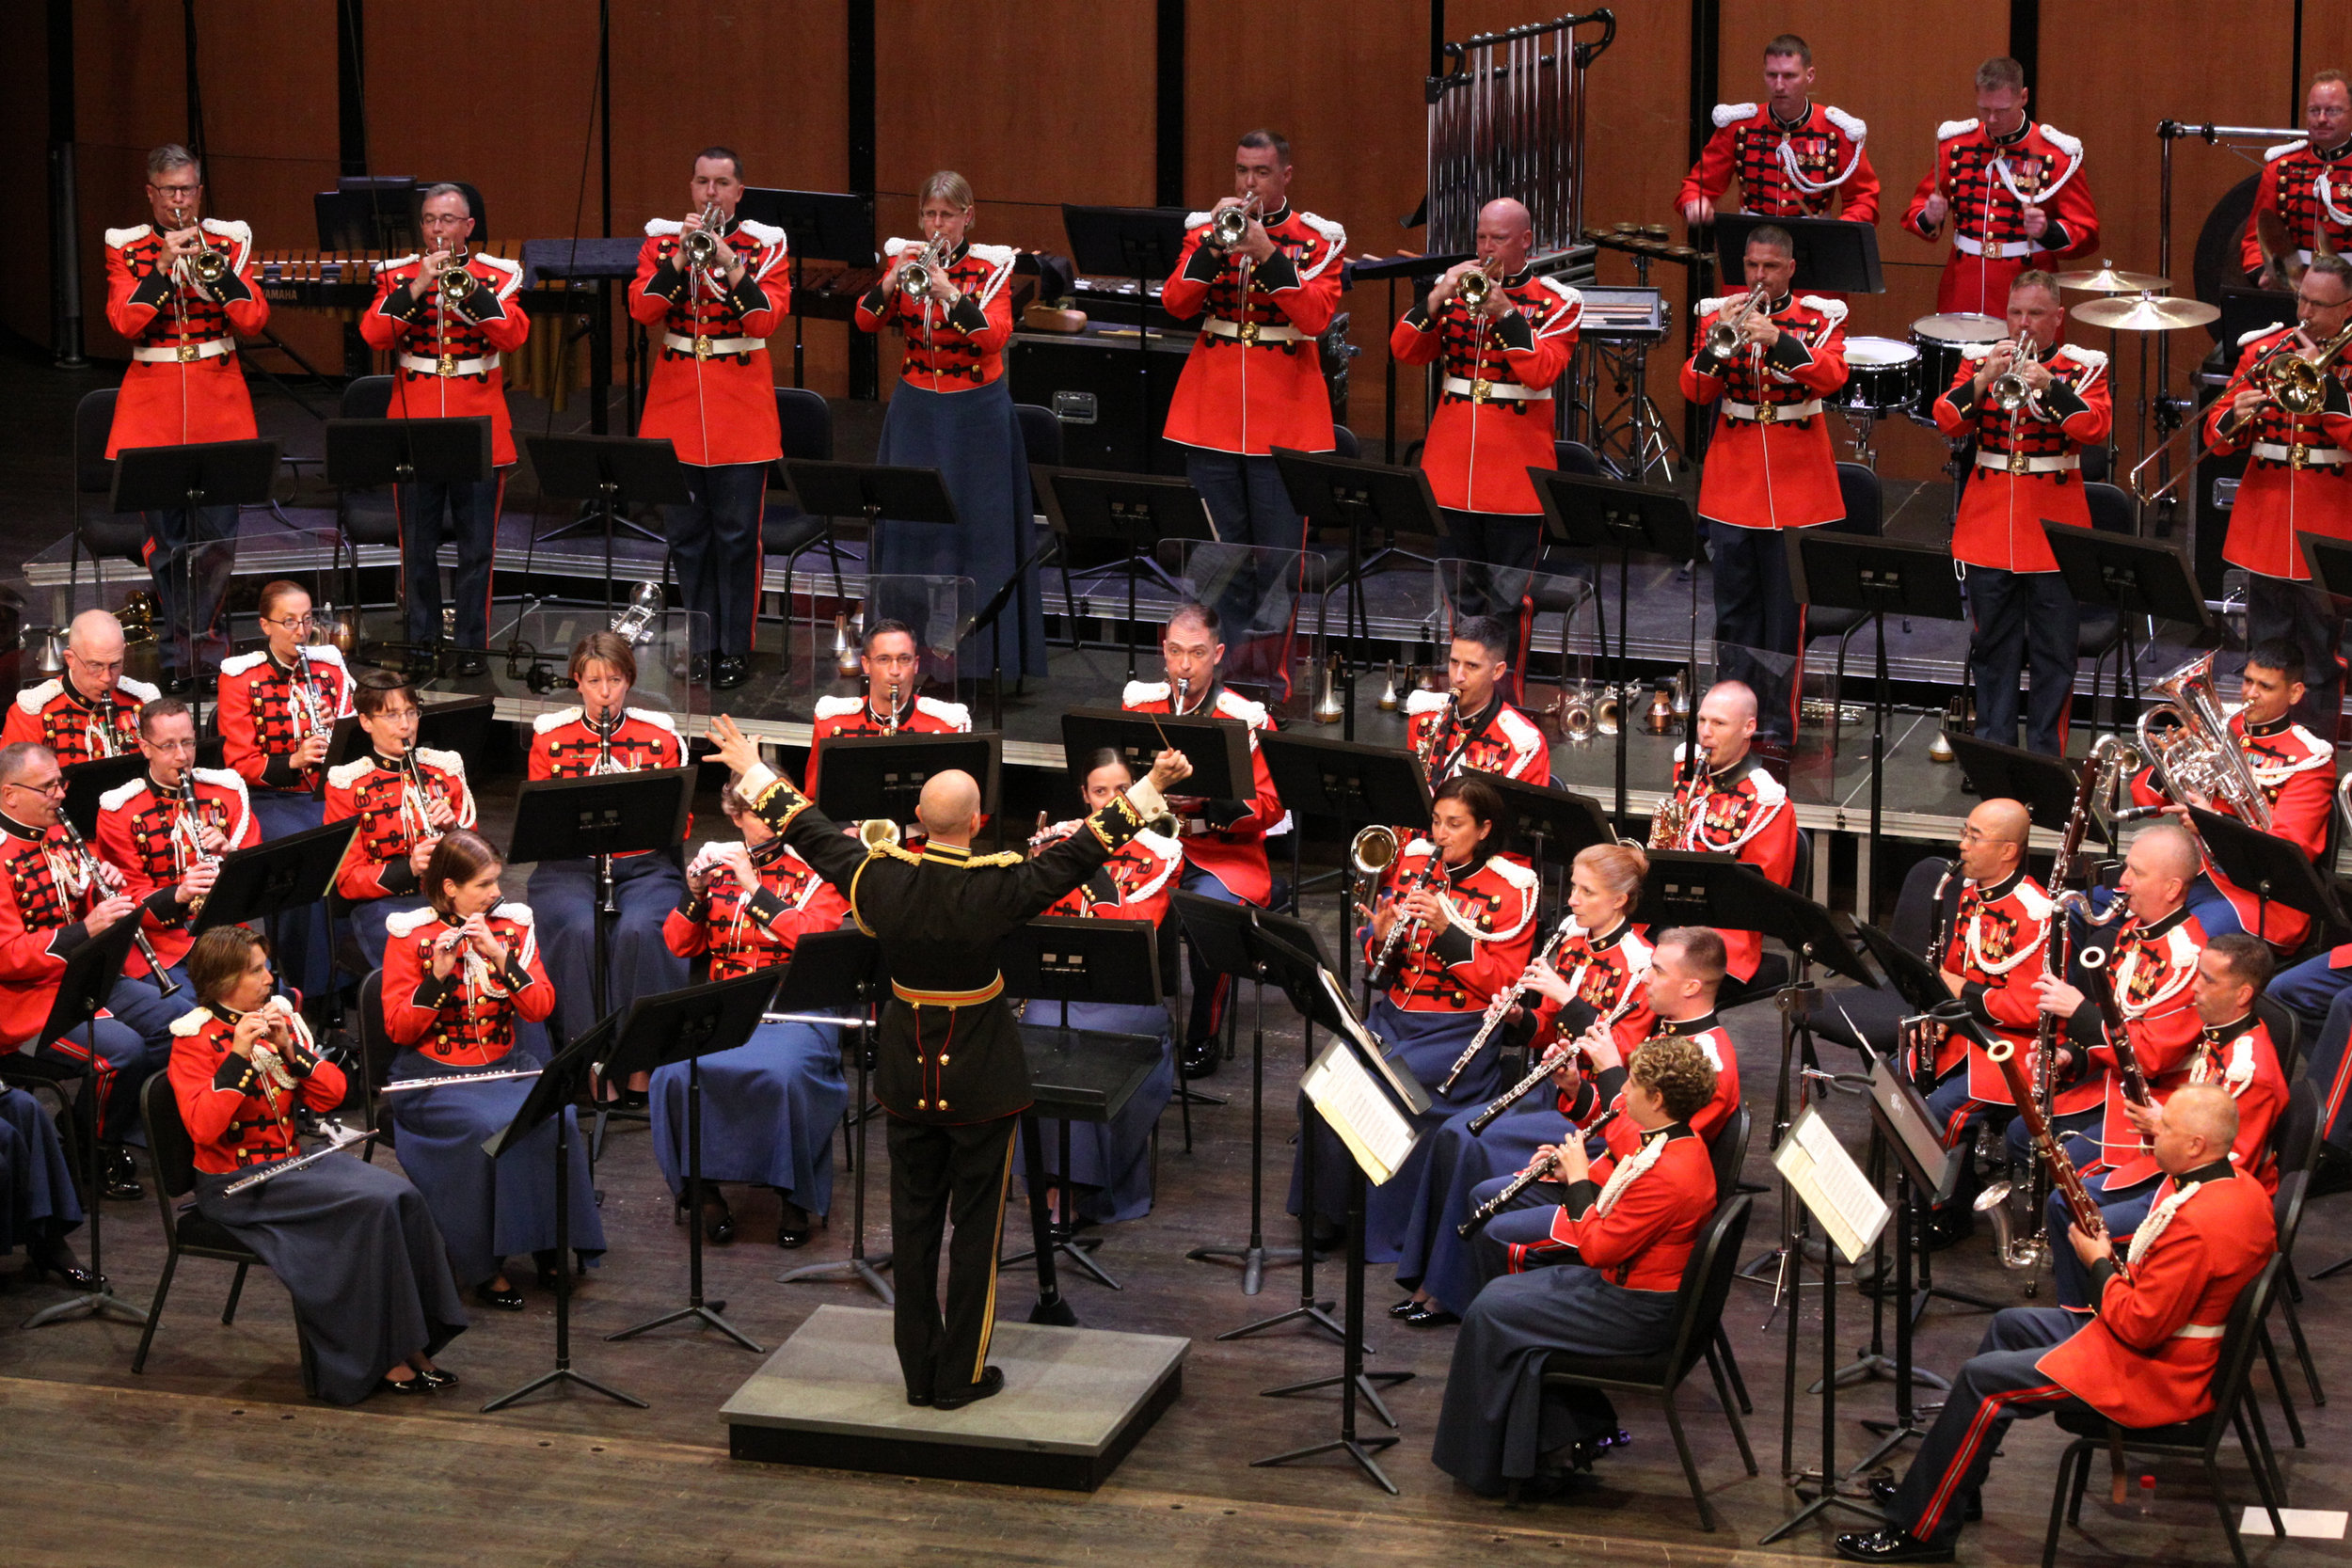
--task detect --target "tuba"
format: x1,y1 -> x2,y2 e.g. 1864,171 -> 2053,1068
2135,653 -> 2272,832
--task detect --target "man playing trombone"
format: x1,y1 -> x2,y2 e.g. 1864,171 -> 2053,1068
1932,270 -> 2109,756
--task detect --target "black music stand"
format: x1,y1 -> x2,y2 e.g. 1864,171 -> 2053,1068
325,418 -> 493,651
192,821 -> 358,999
814,732 -> 1000,841
1533,469 -> 1705,828
506,768 -> 694,1034
772,930 -> 892,1304
2296,531 -> 2352,609
19,916 -> 144,1330
524,435 -> 685,599
59,755 -> 149,839
1343,252 -> 1474,466
2191,805 -> 2350,945
111,440 -> 285,675
1062,707 -> 1251,810
785,461 -> 961,661
736,187 -> 878,389
1489,775 -> 1618,900
1061,205 -> 1191,470
997,916 -> 1166,1301
1270,448 -> 1451,668
1034,467 -> 1214,677
519,239 -> 644,436
1712,213 -> 1885,295
1944,733 -> 2087,836
605,969 -> 784,1353
1255,730 -> 1430,988
479,1015 -> 645,1413
1793,532 -> 1968,922
2044,523 -> 2213,718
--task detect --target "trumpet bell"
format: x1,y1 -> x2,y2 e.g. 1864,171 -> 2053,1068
1596,689 -> 1622,736
899,261 -> 932,298
1211,206 -> 1251,247
1458,271 -> 1491,308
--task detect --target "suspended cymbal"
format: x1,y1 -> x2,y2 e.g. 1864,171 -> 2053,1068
2053,261 -> 2171,294
2070,293 -> 2220,331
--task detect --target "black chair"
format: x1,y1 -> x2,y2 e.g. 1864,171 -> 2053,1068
759,387 -> 849,661
1705,1104 -> 1756,1416
2255,994 -> 2302,1085
1812,854 -> 1953,1057
2263,1164 -> 2326,1448
2074,482 -> 2136,737
132,1070 -> 319,1396
354,968 -> 399,1156
2042,1253 -> 2286,1568
70,388 -> 151,604
334,375 -> 401,549
1526,1194 -> 1758,1529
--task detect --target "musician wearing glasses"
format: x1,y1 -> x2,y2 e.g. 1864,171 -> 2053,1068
326,670 -> 477,968
1405,621 -> 1549,789
1651,681 -> 1798,990
658,782 -> 851,1250
383,830 -> 602,1313
2204,257 -> 2352,733
856,172 -> 1043,679
1679,34 -> 1878,230
628,147 -> 788,690
3,610 -> 158,764
806,619 -> 972,802
1122,602 -> 1287,1077
1901,56 -> 2100,317
1390,843 -> 1654,1327
1293,776 -> 1536,1258
1161,129 -> 1347,555
169,924 -> 466,1402
360,183 -> 527,676
2242,71 -> 2352,289
1391,198 -> 1582,617
93,696 -> 255,990
1934,270 -> 2110,757
105,144 -> 267,694
1681,227 -> 1849,752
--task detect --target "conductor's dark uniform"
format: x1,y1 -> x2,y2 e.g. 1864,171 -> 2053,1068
739,759 -> 1161,1403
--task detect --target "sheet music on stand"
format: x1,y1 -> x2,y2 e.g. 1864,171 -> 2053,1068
1301,1037 -> 1417,1188
1772,1102 -> 1890,1263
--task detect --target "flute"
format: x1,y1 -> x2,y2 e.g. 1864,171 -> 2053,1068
382,1068 -> 543,1093
220,1120 -> 374,1196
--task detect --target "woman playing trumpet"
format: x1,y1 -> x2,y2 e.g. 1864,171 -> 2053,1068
383,831 -> 603,1311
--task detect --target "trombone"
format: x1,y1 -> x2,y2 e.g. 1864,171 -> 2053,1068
1704,282 -> 1769,357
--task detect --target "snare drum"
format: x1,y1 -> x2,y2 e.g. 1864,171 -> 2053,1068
1834,337 -> 1922,412
1910,312 -> 2006,419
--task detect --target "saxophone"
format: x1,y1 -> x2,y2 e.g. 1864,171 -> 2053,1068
1648,761 -> 1697,849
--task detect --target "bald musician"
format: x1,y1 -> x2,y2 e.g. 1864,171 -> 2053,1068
3,610 -> 158,764
1649,682 -> 1798,993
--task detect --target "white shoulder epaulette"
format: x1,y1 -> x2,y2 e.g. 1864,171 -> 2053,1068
2041,125 -> 2083,159
735,218 -> 786,250
191,766 -> 246,796
1961,342 -> 1997,360
168,1007 -> 213,1037
217,651 -> 268,678
304,644 -> 348,670
375,253 -> 420,276
1799,293 -> 1849,327
12,680 -> 60,714
1184,211 -> 1215,231
2012,879 -> 2056,920
1712,102 -> 1758,129
385,906 -> 443,939
626,705 -> 678,736
1822,105 -> 1867,141
105,225 -> 153,249
1216,689 -> 1270,727
473,250 -> 524,299
2055,343 -> 2108,370
2242,322 -> 2290,349
1295,213 -> 1346,281
1746,764 -> 1789,807
814,695 -> 864,721
1486,854 -> 1539,891
199,217 -> 250,245
1696,296 -> 1727,319
1133,826 -> 1183,861
415,746 -> 465,775
1123,679 -> 1171,707
1535,276 -> 1582,307
914,694 -> 972,730
1493,705 -> 1544,749
1404,689 -> 1452,716
645,218 -> 684,237
532,705 -> 585,735
98,777 -> 148,814
968,242 -> 1017,266
883,236 -> 920,259
1937,118 -> 1980,142
2268,139 -> 2311,165
117,675 -> 160,704
1405,836 -> 1436,859
326,757 -> 374,790
493,901 -> 535,927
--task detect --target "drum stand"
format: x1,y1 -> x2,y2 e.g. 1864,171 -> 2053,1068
1837,407 -> 1884,469
1582,336 -> 1681,483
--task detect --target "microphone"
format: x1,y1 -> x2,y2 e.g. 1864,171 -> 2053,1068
2110,804 -> 2171,824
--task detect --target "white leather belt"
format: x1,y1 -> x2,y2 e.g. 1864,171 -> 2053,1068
1721,397 -> 1824,423
1202,318 -> 1304,344
399,352 -> 500,378
2170,1323 -> 2225,1340
132,338 -> 234,364
1953,234 -> 2038,259
662,332 -> 766,358
1975,450 -> 2080,474
2253,440 -> 2347,466
1442,375 -> 1549,402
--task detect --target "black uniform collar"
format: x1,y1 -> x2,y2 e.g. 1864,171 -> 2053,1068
1765,290 -> 1797,314
1589,917 -> 1632,951
1977,868 -> 2024,902
1455,689 -> 1504,736
1257,202 -> 1293,229
2316,138 -> 2352,164
747,834 -> 789,869
59,675 -> 108,713
370,748 -> 409,771
265,649 -> 303,678
867,687 -> 914,727
924,841 -> 974,864
1989,115 -> 2034,149
1496,264 -> 1534,290
583,705 -> 625,739
2202,1012 -> 2258,1044
2181,1157 -> 2236,1185
1705,748 -> 1757,789
204,1000 -> 250,1026
1659,1009 -> 1721,1037
2137,904 -> 2193,942
1174,679 -> 1219,718
0,811 -> 46,842
1441,853 -> 1484,889
2244,711 -> 2293,738
1770,101 -> 1814,132
148,769 -> 186,797
1644,1119 -> 1697,1145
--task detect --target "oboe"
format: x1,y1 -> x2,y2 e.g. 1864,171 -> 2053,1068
1438,911 -> 1583,1095
1467,982 -> 1647,1135
1456,1107 -> 1623,1236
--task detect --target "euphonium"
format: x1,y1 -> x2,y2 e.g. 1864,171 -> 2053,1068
681,202 -> 725,267
2135,652 -> 2272,832
1987,325 -> 2038,410
1705,283 -> 1769,356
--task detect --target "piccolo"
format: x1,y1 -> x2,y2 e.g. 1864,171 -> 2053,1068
221,1121 -> 374,1196
1456,1106 -> 1623,1236
382,1068 -> 543,1094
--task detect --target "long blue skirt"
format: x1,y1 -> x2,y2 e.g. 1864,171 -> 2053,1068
251,788 -> 333,1001
1019,1001 -> 1175,1226
871,377 -> 1046,677
388,1047 -> 605,1289
0,1085 -> 81,1252
1395,1095 -> 1573,1315
1288,999 -> 1499,1262
649,1018 -> 847,1212
525,853 -> 689,1046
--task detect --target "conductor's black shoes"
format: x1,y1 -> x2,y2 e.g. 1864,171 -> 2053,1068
932,1366 -> 1006,1411
1867,1479 -> 1979,1521
1834,1529 -> 1954,1563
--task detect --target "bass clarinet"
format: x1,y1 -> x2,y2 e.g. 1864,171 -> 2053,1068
1984,1033 -> 2127,1282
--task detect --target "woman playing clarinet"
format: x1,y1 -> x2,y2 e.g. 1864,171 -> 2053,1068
326,668 -> 477,968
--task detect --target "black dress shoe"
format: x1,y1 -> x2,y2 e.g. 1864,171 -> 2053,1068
712,655 -> 749,690
1833,1529 -> 1953,1564
1388,1296 -> 1422,1320
689,655 -> 712,684
417,1366 -> 459,1390
25,1241 -> 99,1291
775,1196 -> 813,1248
452,653 -> 487,678
162,673 -> 196,698
1867,1479 -> 1979,1521
103,1147 -> 144,1201
932,1365 -> 1006,1411
376,1372 -> 434,1397
906,1386 -> 933,1407
1179,1037 -> 1221,1080
474,1280 -> 526,1311
1401,1304 -> 1460,1327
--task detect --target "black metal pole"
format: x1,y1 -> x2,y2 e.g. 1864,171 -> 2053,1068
46,0 -> 82,367
1155,0 -> 1186,209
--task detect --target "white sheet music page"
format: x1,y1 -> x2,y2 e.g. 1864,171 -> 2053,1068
1302,1037 -> 1417,1185
1772,1103 -> 1890,1263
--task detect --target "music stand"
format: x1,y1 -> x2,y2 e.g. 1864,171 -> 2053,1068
1255,730 -> 1430,986
506,768 -> 694,1032
2191,804 -> 2350,945
1060,205 -> 1192,470
1711,213 -> 1885,295
1033,467 -> 1214,679
1944,733 -> 2087,836
1061,707 -> 1250,808
2296,531 -> 2352,608
59,755 -> 149,839
1793,532 -> 1968,921
2044,523 -> 2214,716
1269,448 -> 1451,667
191,823 -> 358,999
523,435 -> 686,601
735,187 -> 878,389
772,930 -> 893,1303
604,969 -> 784,1353
111,440 -> 285,676
1532,469 -> 1705,827
326,417 -> 492,652
1489,775 -> 1618,900
19,916 -> 144,1329
479,1014 -> 646,1413
815,732 -> 999,840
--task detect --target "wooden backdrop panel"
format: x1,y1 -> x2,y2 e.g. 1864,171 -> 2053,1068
0,7 -> 56,346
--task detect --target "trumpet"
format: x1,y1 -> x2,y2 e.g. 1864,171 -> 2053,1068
681,201 -> 726,268
165,209 -> 230,294
56,816 -> 176,994
1457,262 -> 1497,309
1987,325 -> 2039,410
1705,282 -> 1769,357
432,242 -> 479,309
610,580 -> 664,644
1210,195 -> 1262,249
898,233 -> 950,299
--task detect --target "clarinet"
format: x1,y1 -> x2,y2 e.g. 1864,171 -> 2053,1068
1438,911 -> 1582,1095
1456,1107 -> 1623,1236
1366,855 -> 1442,991
56,816 -> 176,994
2077,947 -> 2159,1118
1466,971 -> 1651,1134
1985,1035 -> 2129,1282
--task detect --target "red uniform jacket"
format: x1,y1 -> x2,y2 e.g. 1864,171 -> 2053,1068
1122,679 -> 1285,905
325,748 -> 480,902
2037,1163 -> 2274,1428
1934,342 -> 2112,571
381,904 -> 553,1067
1591,1014 -> 1741,1183
0,814 -> 113,1043
2080,907 -> 2205,1187
216,646 -> 354,795
1530,919 -> 1658,1082
167,1003 -> 342,1175
1516,1124 -> 1715,1289
1679,100 -> 1879,222
1405,689 -> 1550,786
1366,846 -> 1538,1015
1655,749 -> 1799,982
3,674 -> 160,765
1903,118 -> 2099,315
807,690 -> 971,800
103,217 -> 268,455
95,767 -> 258,973
1937,869 -> 2059,1106
628,215 -> 788,467
528,705 -> 685,858
1160,203 -> 1346,457
360,249 -> 532,467
2184,1016 -> 2287,1192
1681,293 -> 1849,530
2129,711 -> 2333,947
2206,324 -> 2352,580
665,838 -> 850,979
854,240 -> 1018,393
2241,137 -> 2352,277
1389,272 -> 1581,514
1040,823 -> 1184,927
